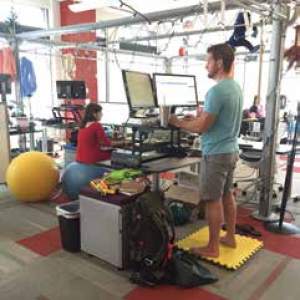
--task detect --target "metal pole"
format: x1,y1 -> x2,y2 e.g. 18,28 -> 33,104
110,22 -> 262,45
257,19 -> 265,103
240,0 -> 287,20
232,0 -> 287,20
231,0 -> 269,17
252,1 -> 288,221
28,97 -> 35,150
168,49 -> 270,63
243,57 -> 247,93
164,57 -> 172,73
18,37 -> 167,60
49,47 -> 56,109
105,29 -> 110,103
16,1 -> 266,40
12,39 -> 23,114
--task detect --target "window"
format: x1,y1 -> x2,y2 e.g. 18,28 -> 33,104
19,45 -> 54,119
0,3 -> 48,29
97,51 -> 166,103
0,2 -> 51,119
171,57 -> 214,102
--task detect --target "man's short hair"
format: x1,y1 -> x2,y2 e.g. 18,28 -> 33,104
207,43 -> 235,73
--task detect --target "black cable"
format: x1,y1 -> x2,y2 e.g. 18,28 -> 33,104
119,0 -> 151,24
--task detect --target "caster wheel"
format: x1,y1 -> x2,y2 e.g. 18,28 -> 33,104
242,191 -> 247,196
278,186 -> 283,192
234,183 -> 238,188
272,192 -> 277,199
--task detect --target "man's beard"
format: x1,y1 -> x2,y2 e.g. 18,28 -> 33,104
208,71 -> 216,79
207,67 -> 218,79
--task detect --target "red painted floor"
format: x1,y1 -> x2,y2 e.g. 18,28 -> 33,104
125,285 -> 227,300
17,227 -> 62,256
237,207 -> 300,259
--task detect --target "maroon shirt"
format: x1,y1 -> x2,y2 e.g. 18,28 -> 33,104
76,122 -> 111,164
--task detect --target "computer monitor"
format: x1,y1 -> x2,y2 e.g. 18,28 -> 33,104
56,81 -> 86,99
122,70 -> 156,111
153,73 -> 198,107
100,103 -> 129,125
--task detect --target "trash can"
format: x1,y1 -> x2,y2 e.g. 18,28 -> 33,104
56,201 -> 80,252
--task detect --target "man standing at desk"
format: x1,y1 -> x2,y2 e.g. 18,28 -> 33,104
169,43 -> 243,257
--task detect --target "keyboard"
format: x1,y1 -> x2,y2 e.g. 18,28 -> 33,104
126,117 -> 159,127
157,145 -> 187,158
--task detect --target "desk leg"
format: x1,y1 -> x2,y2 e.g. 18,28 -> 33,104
151,173 -> 160,192
42,128 -> 48,152
29,131 -> 35,151
190,162 -> 201,174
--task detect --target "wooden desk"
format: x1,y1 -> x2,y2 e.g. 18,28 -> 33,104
97,156 -> 201,192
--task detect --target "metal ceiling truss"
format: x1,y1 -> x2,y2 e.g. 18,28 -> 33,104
232,0 -> 288,20
110,22 -> 263,44
18,37 -> 167,59
15,1 -> 279,41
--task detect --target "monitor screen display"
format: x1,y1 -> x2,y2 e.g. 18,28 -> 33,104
153,73 -> 198,107
0,74 -> 12,95
56,81 -> 86,99
100,103 -> 129,125
122,70 -> 156,110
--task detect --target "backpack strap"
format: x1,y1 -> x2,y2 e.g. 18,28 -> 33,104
143,212 -> 170,269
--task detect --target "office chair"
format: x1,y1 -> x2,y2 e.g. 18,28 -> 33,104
234,149 -> 262,201
234,148 -> 283,203
240,118 -> 265,141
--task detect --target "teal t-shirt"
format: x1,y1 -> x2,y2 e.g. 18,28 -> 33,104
201,79 -> 243,155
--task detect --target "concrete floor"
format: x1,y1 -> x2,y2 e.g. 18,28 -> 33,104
1,156 -> 300,300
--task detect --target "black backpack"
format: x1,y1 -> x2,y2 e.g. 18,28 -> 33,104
128,190 -> 218,288
128,191 -> 175,285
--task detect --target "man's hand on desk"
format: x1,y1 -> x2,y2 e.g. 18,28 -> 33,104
183,114 -> 196,121
168,114 -> 181,127
169,114 -> 195,128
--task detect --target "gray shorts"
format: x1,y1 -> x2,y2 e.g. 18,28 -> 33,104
200,153 -> 239,201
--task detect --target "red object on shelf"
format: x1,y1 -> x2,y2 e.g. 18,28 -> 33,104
179,47 -> 187,57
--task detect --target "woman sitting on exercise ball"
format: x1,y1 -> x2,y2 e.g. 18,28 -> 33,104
62,103 -> 111,200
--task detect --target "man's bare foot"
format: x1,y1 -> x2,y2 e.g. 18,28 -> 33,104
191,246 -> 219,258
220,235 -> 237,248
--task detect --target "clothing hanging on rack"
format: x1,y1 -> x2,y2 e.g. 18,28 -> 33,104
61,53 -> 76,80
227,11 -> 259,53
0,47 -> 17,79
20,56 -> 37,97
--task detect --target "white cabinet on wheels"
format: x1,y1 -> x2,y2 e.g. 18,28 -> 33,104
0,103 -> 10,183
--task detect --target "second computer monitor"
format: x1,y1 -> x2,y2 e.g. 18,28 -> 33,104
153,73 -> 198,107
122,70 -> 156,111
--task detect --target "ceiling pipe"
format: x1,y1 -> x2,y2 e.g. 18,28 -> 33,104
16,1 -> 268,40
110,22 -> 262,44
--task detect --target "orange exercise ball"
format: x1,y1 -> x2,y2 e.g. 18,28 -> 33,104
6,151 -> 59,202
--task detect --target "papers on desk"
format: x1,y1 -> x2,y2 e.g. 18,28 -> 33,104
238,138 -> 263,150
238,138 -> 292,154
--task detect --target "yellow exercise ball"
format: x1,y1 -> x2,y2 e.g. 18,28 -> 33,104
6,151 -> 59,202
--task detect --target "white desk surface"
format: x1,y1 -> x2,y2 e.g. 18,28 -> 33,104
238,138 -> 292,154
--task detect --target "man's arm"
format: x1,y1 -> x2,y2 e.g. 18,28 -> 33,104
169,111 -> 216,133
